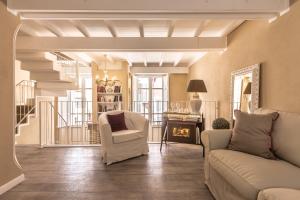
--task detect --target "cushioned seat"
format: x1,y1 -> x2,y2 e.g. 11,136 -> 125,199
209,150 -> 300,200
112,130 -> 144,144
258,188 -> 300,200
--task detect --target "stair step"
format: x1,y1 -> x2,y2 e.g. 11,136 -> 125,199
21,60 -> 62,72
35,88 -> 68,97
16,52 -> 57,62
36,81 -> 79,90
30,71 -> 74,82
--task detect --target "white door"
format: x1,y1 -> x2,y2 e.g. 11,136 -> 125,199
132,74 -> 168,125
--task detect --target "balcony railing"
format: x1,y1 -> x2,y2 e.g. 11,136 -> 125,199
39,100 -> 218,146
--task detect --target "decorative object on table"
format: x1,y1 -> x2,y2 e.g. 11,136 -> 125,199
230,64 -> 260,120
212,118 -> 230,129
187,79 -> 207,114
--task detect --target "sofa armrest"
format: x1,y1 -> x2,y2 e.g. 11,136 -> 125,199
201,129 -> 232,154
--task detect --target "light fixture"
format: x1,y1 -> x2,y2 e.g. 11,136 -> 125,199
103,54 -> 109,81
187,80 -> 207,113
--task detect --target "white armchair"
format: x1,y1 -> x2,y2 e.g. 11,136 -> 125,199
98,111 -> 149,165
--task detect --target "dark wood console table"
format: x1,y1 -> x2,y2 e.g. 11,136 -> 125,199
160,112 -> 205,156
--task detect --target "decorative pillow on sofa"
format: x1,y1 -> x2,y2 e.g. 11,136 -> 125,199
106,112 -> 128,132
228,110 -> 279,159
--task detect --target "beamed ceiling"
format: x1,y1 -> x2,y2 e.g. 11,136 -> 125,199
10,0 -> 289,68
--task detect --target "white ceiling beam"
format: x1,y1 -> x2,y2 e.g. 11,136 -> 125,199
8,0 -> 289,18
187,53 -> 207,67
194,21 -> 206,37
173,53 -> 183,67
35,21 -> 62,37
103,20 -> 117,37
138,21 -> 144,37
70,20 -> 90,37
17,37 -> 227,52
18,13 -> 281,20
126,53 -> 133,67
168,21 -> 175,37
159,53 -> 164,67
131,67 -> 189,74
144,54 -> 147,67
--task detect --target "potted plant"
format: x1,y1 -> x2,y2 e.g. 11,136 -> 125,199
212,118 -> 230,129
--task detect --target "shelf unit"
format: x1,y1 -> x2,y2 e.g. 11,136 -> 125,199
96,80 -> 123,116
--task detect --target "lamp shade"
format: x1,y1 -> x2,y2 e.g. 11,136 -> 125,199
243,82 -> 252,94
187,80 -> 207,93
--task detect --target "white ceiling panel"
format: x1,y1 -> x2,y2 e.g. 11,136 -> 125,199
80,20 -> 113,37
112,20 -> 140,37
199,20 -> 244,37
20,21 -> 57,37
143,20 -> 169,37
45,20 -> 85,37
172,21 -> 201,37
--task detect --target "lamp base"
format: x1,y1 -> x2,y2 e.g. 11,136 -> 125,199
190,99 -> 202,114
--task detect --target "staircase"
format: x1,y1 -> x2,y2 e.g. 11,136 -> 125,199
16,52 -> 79,97
15,52 -> 79,139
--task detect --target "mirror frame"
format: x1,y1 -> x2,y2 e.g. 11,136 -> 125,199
230,64 -> 260,120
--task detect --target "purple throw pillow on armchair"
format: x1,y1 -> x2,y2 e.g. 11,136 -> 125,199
106,112 -> 128,132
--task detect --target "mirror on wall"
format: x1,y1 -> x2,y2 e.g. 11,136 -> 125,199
230,64 -> 260,119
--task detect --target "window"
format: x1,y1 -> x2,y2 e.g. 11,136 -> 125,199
132,74 -> 168,125
58,67 -> 92,126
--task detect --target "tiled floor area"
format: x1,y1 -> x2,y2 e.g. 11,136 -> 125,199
0,144 -> 214,200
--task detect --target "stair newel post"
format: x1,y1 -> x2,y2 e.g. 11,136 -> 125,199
39,101 -> 43,148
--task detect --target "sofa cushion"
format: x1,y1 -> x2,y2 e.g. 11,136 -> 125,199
258,188 -> 300,200
209,150 -> 300,200
112,130 -> 144,144
255,109 -> 300,167
229,110 -> 279,159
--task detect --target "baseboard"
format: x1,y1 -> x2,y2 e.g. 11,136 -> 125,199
0,174 -> 24,195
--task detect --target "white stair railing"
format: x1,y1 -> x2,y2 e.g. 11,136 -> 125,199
39,101 -> 99,146
15,80 -> 36,133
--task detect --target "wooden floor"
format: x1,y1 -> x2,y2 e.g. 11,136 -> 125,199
0,144 -> 214,200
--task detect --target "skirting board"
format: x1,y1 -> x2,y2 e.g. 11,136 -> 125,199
0,174 -> 24,195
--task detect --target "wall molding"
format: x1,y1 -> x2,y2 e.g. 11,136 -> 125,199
0,174 -> 24,195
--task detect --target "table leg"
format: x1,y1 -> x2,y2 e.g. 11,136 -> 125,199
160,123 -> 168,152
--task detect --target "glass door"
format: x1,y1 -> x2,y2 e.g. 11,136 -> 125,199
132,74 -> 168,125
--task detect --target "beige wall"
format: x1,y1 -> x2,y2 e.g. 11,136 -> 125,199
92,62 -> 129,122
189,1 -> 300,119
0,0 -> 23,187
169,74 -> 188,103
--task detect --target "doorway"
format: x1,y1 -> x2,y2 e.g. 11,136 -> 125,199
132,74 -> 168,125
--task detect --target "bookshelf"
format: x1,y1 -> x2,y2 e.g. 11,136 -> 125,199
96,80 -> 123,116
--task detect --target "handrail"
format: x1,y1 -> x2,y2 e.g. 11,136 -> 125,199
15,104 -> 36,128
16,80 -> 36,87
47,102 -> 68,126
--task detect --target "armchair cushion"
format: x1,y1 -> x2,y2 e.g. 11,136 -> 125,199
106,112 -> 127,132
112,130 -> 144,144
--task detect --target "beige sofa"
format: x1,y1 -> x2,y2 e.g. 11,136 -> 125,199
201,110 -> 300,200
